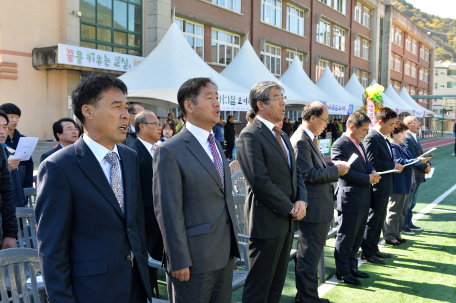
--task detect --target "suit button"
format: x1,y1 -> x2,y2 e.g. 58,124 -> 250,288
127,255 -> 131,261
127,228 -> 130,233
226,220 -> 231,224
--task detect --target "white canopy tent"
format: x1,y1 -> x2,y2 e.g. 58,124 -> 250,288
279,56 -> 338,104
119,23 -> 250,111
316,67 -> 364,110
220,40 -> 310,105
399,87 -> 435,117
365,79 -> 413,114
383,83 -> 416,115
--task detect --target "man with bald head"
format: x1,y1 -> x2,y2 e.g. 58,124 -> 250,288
402,116 -> 431,234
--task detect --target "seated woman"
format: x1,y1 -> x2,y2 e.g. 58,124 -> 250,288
383,121 -> 430,246
160,121 -> 176,143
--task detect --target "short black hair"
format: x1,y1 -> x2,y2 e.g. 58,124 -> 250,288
0,103 -> 21,117
168,113 -> 173,117
227,115 -> 233,121
53,118 -> 78,141
71,73 -> 128,124
177,78 -> 218,117
0,109 -> 9,124
376,107 -> 398,123
346,112 -> 371,129
246,109 -> 255,120
301,101 -> 325,122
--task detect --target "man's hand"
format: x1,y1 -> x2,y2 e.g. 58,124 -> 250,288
7,158 -> 20,172
424,163 -> 431,173
369,174 -> 381,184
1,237 -> 17,250
418,156 -> 431,164
395,163 -> 404,173
172,267 -> 190,282
334,161 -> 350,176
291,201 -> 307,220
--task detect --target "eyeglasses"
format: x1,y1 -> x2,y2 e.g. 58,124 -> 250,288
264,96 -> 287,102
143,122 -> 161,127
315,116 -> 328,123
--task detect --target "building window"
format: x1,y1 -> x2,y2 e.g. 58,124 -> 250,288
354,3 -> 362,23
261,44 -> 281,75
211,29 -> 240,65
362,72 -> 368,88
220,111 -> 240,122
261,0 -> 282,27
356,69 -> 361,82
412,40 -> 417,55
174,18 -> 204,59
395,29 -> 402,46
80,0 -> 143,55
411,63 -> 417,78
420,46 -> 425,59
435,70 -> 439,76
363,7 -> 370,28
448,70 -> 456,76
333,0 -> 346,15
448,82 -> 456,88
317,20 -> 331,45
333,27 -> 345,51
362,40 -> 369,60
316,59 -> 329,81
405,61 -> 410,76
435,83 -> 438,89
424,69 -> 429,82
286,5 -> 304,36
354,38 -> 361,57
393,81 -> 401,94
333,64 -> 345,85
318,0 -> 328,4
211,0 -> 241,12
286,50 -> 304,69
419,68 -> 423,81
406,37 -> 411,51
424,48 -> 430,61
409,85 -> 416,95
394,55 -> 401,72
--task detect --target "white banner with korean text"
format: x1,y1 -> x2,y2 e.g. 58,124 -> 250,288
57,44 -> 145,73
413,110 -> 425,118
323,102 -> 354,116
218,91 -> 250,111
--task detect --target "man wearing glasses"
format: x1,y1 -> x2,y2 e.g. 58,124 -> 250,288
41,118 -> 80,162
122,103 -> 145,146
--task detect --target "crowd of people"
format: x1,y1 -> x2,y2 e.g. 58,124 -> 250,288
0,73 -> 435,303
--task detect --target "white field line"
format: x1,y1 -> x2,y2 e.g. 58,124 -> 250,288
318,183 -> 456,297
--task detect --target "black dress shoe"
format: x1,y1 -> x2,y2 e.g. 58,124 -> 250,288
396,237 -> 408,243
350,268 -> 370,278
335,272 -> 362,285
375,251 -> 392,258
320,299 -> 331,303
386,240 -> 402,246
361,254 -> 386,264
295,293 -> 300,302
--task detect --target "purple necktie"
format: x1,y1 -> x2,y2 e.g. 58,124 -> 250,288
208,134 -> 225,189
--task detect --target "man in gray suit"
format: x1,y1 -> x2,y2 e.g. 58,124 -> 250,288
237,81 -> 308,303
153,77 -> 240,303
291,102 -> 349,303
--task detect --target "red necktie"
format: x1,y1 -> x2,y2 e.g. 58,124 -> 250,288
313,136 -> 319,149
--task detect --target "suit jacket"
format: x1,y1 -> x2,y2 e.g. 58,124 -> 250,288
224,122 -> 235,143
129,139 -> 159,232
35,137 -> 151,303
331,135 -> 375,213
402,132 -> 429,184
121,127 -> 137,146
0,147 -> 17,242
40,144 -> 63,163
6,129 -> 34,188
290,127 -> 339,223
363,129 -> 396,196
236,118 -> 307,239
390,141 -> 420,194
153,126 -> 240,275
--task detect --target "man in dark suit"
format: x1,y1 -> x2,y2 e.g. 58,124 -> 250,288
122,103 -> 144,146
224,115 -> 235,160
331,119 -> 339,144
332,112 -> 381,286
402,116 -> 431,234
291,102 -> 350,302
129,110 -> 163,298
153,78 -> 240,303
36,74 -> 151,303
40,118 -> 79,162
361,108 -> 404,264
237,81 -> 307,303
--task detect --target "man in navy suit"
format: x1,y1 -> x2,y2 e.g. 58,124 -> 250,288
331,112 -> 381,286
40,118 -> 79,163
36,74 -> 152,303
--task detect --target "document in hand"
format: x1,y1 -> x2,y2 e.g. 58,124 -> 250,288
346,154 -> 358,166
403,159 -> 419,167
420,147 -> 436,157
425,167 -> 435,179
14,137 -> 39,161
376,169 -> 400,175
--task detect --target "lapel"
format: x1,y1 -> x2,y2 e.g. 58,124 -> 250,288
282,132 -> 293,171
302,129 -> 327,168
344,136 -> 369,171
118,145 -> 132,226
216,140 -> 230,193
55,145 -> 63,152
182,128 -> 224,192
134,139 -> 153,166
255,118 -> 289,169
407,132 -> 423,154
374,130 -> 393,161
75,138 -> 125,219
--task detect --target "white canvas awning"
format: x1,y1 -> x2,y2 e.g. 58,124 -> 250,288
399,87 -> 435,117
383,83 -> 416,115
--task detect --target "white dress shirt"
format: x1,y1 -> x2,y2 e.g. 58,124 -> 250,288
407,130 -> 418,144
138,137 -> 155,157
83,134 -> 123,185
372,128 -> 392,157
257,116 -> 291,166
130,125 -> 135,133
186,121 -> 222,162
302,126 -> 315,141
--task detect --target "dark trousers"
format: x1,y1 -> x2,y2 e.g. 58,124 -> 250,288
361,195 -> 390,257
166,257 -> 234,303
334,211 -> 369,276
296,222 -> 330,303
128,259 -> 149,303
225,140 -> 235,159
242,232 -> 294,303
147,230 -> 164,298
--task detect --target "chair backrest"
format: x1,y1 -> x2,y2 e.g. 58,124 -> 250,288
15,208 -> 37,249
23,188 -> 37,208
229,160 -> 241,176
0,248 -> 42,303
232,195 -> 246,236
231,170 -> 247,195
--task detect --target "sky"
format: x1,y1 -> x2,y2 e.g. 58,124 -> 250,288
406,0 -> 456,19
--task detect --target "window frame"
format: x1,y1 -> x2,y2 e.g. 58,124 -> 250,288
332,63 -> 345,85
362,40 -> 369,60
405,61 -> 410,76
393,81 -> 401,94
354,3 -> 362,23
333,0 -> 347,15
174,18 -> 204,60
394,29 -> 402,46
261,43 -> 282,76
363,7 -> 370,28
286,50 -> 304,69
211,28 -> 241,66
333,27 -> 346,51
406,36 -> 411,52
261,0 -> 282,28
412,40 -> 417,55
354,38 -> 361,57
211,0 -> 241,13
419,68 -> 424,81
317,20 -> 331,46
411,63 -> 417,78
316,59 -> 329,81
286,4 -> 305,36
362,72 -> 368,88
394,55 -> 401,72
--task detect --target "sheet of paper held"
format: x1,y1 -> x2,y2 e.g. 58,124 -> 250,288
376,169 -> 400,175
346,154 -> 358,166
425,167 -> 435,179
420,147 -> 436,156
403,159 -> 419,167
14,137 -> 39,161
